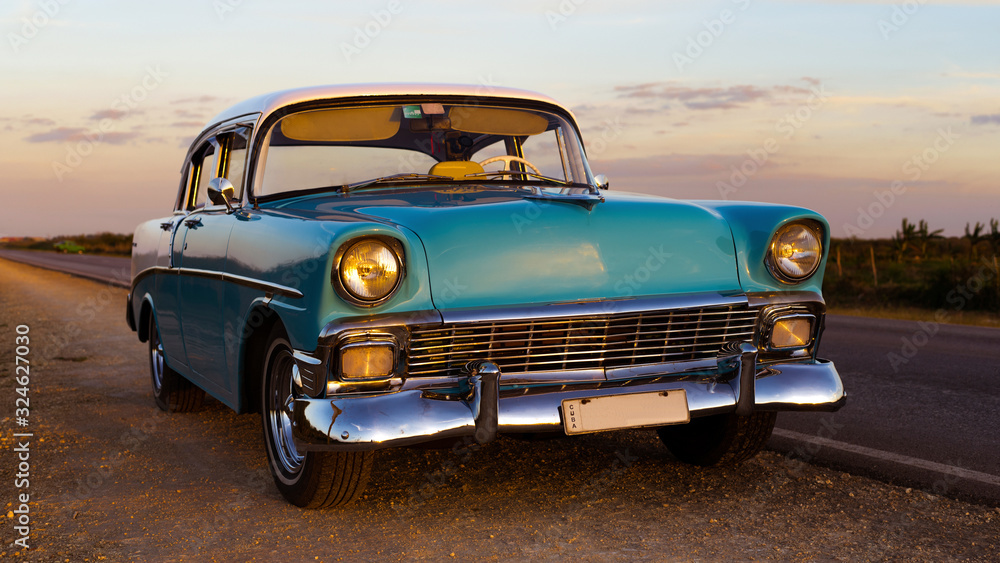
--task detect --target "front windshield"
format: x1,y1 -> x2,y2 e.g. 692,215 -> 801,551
255,102 -> 594,197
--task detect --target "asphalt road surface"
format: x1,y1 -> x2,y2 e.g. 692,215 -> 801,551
0,249 -> 131,289
1,252 -> 998,560
771,315 -> 1000,505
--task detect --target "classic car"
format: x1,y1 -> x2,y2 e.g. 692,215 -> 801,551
127,84 -> 845,508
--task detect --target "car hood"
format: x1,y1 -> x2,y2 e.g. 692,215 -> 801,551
286,188 -> 742,310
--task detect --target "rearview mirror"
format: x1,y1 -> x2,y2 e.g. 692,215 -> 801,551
207,177 -> 236,214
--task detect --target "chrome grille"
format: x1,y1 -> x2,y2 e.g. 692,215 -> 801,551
406,304 -> 758,377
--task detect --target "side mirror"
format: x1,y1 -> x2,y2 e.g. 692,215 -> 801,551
207,177 -> 236,214
594,174 -> 610,190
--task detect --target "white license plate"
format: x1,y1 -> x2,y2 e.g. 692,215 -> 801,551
561,390 -> 690,435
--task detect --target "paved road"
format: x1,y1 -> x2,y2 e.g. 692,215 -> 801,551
3,249 -> 999,505
0,248 -> 131,288
771,315 -> 1000,504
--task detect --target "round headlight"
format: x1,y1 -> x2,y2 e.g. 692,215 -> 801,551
767,223 -> 823,282
338,239 -> 401,303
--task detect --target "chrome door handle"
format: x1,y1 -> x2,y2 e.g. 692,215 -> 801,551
160,222 -> 174,231
184,218 -> 202,228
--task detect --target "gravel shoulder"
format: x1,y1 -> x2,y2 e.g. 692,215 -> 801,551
1,258 -> 998,562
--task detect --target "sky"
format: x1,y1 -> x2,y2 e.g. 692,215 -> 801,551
1,0 -> 998,239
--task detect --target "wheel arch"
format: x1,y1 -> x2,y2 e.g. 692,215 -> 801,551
235,299 -> 284,414
138,295 -> 155,343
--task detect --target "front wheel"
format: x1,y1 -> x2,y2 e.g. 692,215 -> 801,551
149,314 -> 204,412
261,326 -> 373,508
657,411 -> 777,466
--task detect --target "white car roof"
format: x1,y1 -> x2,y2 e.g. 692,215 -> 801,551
205,83 -> 575,130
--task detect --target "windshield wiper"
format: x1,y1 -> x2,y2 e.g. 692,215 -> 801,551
463,170 -> 575,187
339,173 -> 454,193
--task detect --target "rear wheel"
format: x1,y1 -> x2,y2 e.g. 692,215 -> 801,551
149,314 -> 204,412
261,326 -> 373,508
657,411 -> 777,466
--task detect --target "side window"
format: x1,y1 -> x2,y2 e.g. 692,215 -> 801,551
186,142 -> 217,210
220,127 -> 251,198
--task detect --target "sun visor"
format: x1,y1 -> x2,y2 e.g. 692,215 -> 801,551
448,107 -> 548,136
280,107 -> 401,142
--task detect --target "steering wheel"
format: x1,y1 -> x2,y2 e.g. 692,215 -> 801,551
478,155 -> 542,179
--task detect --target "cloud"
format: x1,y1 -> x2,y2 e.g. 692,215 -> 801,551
0,116 -> 56,127
171,95 -> 223,105
174,108 -> 207,119
971,114 -> 1000,126
24,127 -> 88,143
102,131 -> 142,144
90,109 -> 130,120
616,83 -> 772,110
170,121 -> 204,128
614,78 -> 823,111
24,127 -> 141,145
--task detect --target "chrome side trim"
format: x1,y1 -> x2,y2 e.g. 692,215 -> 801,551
130,266 -> 303,299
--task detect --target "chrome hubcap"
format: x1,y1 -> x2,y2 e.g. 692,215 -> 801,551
150,329 -> 164,392
268,350 -> 304,475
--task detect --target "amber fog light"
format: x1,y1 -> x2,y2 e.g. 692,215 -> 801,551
770,316 -> 814,350
340,343 -> 395,380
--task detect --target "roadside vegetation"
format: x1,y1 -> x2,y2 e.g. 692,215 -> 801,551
824,218 -> 1000,327
0,232 -> 133,256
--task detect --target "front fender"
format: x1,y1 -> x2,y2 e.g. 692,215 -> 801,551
693,201 -> 830,295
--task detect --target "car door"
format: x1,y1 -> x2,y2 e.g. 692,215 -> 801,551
173,128 -> 249,393
154,156 -> 205,370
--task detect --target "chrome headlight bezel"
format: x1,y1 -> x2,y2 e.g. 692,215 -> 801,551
765,221 -> 824,284
333,236 -> 405,307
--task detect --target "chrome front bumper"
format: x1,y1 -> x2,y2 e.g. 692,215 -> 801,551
290,357 -> 845,452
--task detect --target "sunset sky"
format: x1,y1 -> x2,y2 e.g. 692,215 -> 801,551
1,0 -> 997,239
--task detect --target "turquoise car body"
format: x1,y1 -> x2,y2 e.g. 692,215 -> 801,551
127,84 -> 843,456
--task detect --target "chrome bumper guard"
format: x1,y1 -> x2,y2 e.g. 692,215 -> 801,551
290,346 -> 845,452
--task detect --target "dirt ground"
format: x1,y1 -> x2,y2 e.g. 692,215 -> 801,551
1,258 -> 998,562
